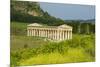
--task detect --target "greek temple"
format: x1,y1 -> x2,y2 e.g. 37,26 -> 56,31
27,23 -> 72,41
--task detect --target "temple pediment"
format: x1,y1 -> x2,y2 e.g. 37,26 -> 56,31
27,23 -> 72,29
27,23 -> 43,26
58,24 -> 72,29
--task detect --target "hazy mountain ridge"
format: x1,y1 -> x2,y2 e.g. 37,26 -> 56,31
64,19 -> 95,24
11,1 -> 44,16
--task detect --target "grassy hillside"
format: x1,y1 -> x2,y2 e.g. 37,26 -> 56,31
11,22 -> 28,35
11,35 -> 49,51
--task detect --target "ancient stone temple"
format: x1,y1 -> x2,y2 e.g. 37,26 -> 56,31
27,23 -> 72,41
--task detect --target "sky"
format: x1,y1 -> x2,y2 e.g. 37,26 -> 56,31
39,2 -> 95,20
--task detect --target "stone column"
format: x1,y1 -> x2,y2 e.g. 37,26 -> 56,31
33,29 -> 36,36
41,29 -> 43,37
48,29 -> 50,39
70,31 -> 72,39
37,29 -> 38,37
31,29 -> 33,36
36,29 -> 38,36
27,29 -> 29,36
61,30 -> 63,40
53,30 -> 55,40
43,29 -> 44,37
44,29 -> 45,37
35,29 -> 36,36
68,30 -> 69,39
54,30 -> 56,40
47,30 -> 49,38
70,30 -> 72,39
32,29 -> 34,36
43,29 -> 45,37
30,30 -> 32,36
49,29 -> 51,39
65,30 -> 67,40
69,31 -> 71,39
38,29 -> 40,37
60,30 -> 61,40
59,30 -> 61,40
52,30 -> 54,40
45,29 -> 47,37
62,31 -> 64,40
63,30 -> 65,40
52,30 -> 53,40
57,30 -> 60,40
56,30 -> 58,40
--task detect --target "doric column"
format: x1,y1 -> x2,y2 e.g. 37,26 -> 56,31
56,30 -> 58,40
65,30 -> 67,40
70,30 -> 72,39
59,30 -> 61,40
33,29 -> 35,36
42,29 -> 43,37
31,29 -> 33,36
52,30 -> 53,40
69,31 -> 70,39
70,31 -> 72,39
44,29 -> 45,37
32,29 -> 34,36
30,29 -> 32,36
42,29 -> 44,37
47,29 -> 49,38
52,30 -> 54,40
66,30 -> 67,39
53,30 -> 55,40
27,29 -> 29,36
41,29 -> 43,37
37,29 -> 39,36
63,30 -> 65,40
62,30 -> 64,40
44,29 -> 46,37
68,30 -> 69,39
61,30 -> 63,40
38,29 -> 40,37
57,30 -> 59,40
36,29 -> 38,36
48,29 -> 50,39
60,30 -> 62,40
43,29 -> 45,37
35,29 -> 36,36
54,30 -> 56,40
45,29 -> 47,37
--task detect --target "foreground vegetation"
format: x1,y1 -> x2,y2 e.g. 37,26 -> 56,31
11,34 -> 95,67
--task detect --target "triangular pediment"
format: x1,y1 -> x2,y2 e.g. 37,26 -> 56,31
28,23 -> 43,26
58,24 -> 72,29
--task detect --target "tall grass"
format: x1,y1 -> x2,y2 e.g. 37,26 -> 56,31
10,34 -> 95,66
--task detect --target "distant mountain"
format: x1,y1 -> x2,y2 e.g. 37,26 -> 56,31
80,19 -> 95,24
11,1 -> 64,26
64,19 -> 95,24
11,1 -> 44,16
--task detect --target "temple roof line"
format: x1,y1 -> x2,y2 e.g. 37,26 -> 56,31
27,23 -> 72,29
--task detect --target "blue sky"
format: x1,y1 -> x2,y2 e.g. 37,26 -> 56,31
39,2 -> 95,20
